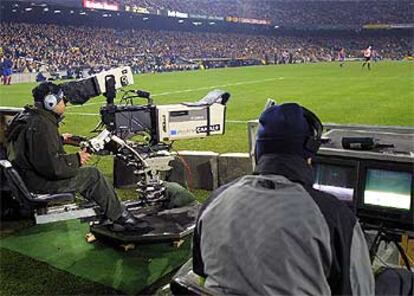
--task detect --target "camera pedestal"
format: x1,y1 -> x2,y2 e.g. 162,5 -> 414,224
89,202 -> 200,245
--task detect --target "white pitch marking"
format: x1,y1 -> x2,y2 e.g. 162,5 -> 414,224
66,77 -> 284,109
65,111 -> 251,124
227,120 -> 249,123
67,112 -> 99,116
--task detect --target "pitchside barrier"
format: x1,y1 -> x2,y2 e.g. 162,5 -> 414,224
114,151 -> 252,190
7,72 -> 62,84
9,72 -> 38,84
113,122 -> 414,191
9,70 -> 90,84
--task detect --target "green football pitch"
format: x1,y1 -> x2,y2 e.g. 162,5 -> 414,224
1,61 -> 413,154
1,61 -> 413,195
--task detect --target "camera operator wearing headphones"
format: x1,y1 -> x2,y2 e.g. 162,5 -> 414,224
6,82 -> 151,232
193,103 -> 374,295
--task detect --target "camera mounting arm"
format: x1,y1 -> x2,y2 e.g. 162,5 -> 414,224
80,129 -> 148,166
81,129 -> 174,205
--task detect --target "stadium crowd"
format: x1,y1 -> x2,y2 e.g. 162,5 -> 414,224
0,22 -> 411,74
124,0 -> 412,26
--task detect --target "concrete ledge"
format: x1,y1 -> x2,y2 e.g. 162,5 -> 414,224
218,153 -> 252,186
113,151 -> 254,191
113,156 -> 138,188
169,151 -> 219,191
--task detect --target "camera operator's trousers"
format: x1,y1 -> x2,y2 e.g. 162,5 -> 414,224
26,167 -> 123,221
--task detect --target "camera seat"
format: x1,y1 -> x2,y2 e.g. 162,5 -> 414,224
0,160 -> 75,212
170,275 -> 215,296
169,259 -> 215,296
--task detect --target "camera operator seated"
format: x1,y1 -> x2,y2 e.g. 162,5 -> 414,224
6,82 -> 150,233
193,103 -> 375,295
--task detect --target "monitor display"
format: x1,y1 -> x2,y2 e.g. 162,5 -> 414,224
364,169 -> 412,210
313,163 -> 355,202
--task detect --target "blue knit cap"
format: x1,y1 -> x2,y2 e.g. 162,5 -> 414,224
255,103 -> 315,160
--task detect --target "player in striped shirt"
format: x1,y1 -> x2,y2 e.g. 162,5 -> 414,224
362,46 -> 372,70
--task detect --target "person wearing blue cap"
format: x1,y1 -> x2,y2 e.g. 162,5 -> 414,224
192,103 -> 374,295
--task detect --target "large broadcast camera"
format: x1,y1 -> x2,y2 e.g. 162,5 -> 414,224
62,66 -> 230,206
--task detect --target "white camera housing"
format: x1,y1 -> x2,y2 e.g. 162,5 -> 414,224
156,103 -> 226,141
93,66 -> 134,93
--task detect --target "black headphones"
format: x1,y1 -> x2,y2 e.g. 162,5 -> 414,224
302,107 -> 323,155
253,104 -> 324,164
43,84 -> 64,111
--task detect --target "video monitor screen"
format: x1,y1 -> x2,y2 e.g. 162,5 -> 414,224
113,109 -> 153,135
313,163 -> 355,202
364,169 -> 412,210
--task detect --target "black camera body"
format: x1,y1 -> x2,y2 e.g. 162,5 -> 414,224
61,66 -> 134,105
100,104 -> 158,143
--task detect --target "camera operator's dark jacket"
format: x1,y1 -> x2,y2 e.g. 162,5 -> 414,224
193,154 -> 374,295
6,106 -> 80,190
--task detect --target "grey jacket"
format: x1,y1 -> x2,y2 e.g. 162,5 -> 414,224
193,154 -> 374,295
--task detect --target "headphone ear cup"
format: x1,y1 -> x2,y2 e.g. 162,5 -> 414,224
302,107 -> 323,155
44,94 -> 58,111
305,137 -> 320,154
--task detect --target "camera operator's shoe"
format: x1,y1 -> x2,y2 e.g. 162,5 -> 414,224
112,210 -> 153,233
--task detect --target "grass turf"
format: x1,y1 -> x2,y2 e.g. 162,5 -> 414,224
0,61 -> 413,294
0,190 -> 209,295
1,61 -> 413,181
0,248 -> 123,295
0,189 -> 209,296
1,61 -> 413,155
0,219 -> 192,295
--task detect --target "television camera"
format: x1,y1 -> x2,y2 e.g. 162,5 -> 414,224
0,66 -> 230,243
63,66 -> 229,206
60,66 -> 230,242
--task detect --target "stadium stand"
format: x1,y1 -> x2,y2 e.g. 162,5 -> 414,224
0,22 -> 412,74
1,0 -> 412,75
